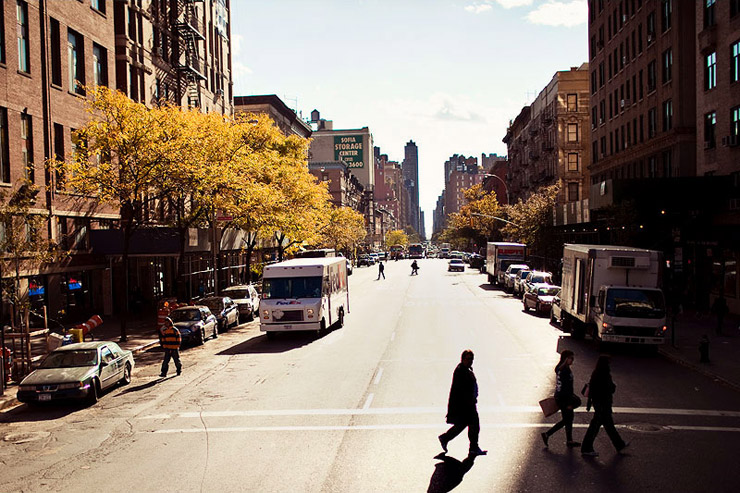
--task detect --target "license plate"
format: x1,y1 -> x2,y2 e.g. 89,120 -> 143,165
283,325 -> 292,330
38,394 -> 51,401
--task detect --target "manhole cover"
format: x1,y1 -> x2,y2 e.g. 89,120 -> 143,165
624,423 -> 670,433
3,431 -> 51,444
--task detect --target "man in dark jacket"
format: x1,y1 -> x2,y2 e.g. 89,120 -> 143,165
439,349 -> 487,457
159,317 -> 182,378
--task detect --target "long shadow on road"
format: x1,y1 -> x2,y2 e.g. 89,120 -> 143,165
217,331 -> 329,355
427,453 -> 477,493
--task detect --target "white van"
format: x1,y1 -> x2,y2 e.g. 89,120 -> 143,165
259,257 -> 349,338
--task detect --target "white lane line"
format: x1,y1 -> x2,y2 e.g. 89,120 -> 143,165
146,423 -> 740,434
373,368 -> 384,385
362,394 -> 374,409
139,406 -> 740,420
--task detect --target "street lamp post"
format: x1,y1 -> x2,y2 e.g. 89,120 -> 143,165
483,174 -> 510,205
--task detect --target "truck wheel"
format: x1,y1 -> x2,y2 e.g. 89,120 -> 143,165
316,319 -> 327,338
338,309 -> 344,328
523,301 -> 529,312
550,310 -> 557,325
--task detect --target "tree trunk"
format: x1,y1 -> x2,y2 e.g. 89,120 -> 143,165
176,226 -> 188,301
245,232 -> 256,284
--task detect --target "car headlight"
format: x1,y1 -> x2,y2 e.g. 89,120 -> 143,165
19,385 -> 36,392
58,382 -> 85,390
262,309 -> 270,319
656,325 -> 667,336
601,322 -> 614,334
307,308 -> 314,318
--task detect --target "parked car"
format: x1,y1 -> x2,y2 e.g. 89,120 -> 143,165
551,293 -> 563,326
468,254 -> 484,269
523,284 -> 561,315
222,285 -> 260,322
448,259 -> 466,272
357,254 -> 375,266
17,341 -> 133,405
169,306 -> 218,345
513,269 -> 532,297
370,253 -> 380,264
503,264 -> 530,293
523,271 -> 553,294
200,296 -> 240,332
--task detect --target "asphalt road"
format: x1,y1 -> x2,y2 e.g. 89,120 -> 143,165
2,259 -> 740,492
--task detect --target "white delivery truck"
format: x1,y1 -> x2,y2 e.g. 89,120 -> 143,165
559,244 -> 667,345
259,257 -> 349,338
486,242 -> 527,285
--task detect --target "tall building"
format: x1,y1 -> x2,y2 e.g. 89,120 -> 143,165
373,149 -> 403,232
442,154 -> 484,218
0,0 -> 234,325
402,140 -> 420,234
504,64 -> 591,222
432,193 -> 445,237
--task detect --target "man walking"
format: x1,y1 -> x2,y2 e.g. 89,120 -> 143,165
377,260 -> 385,280
159,317 -> 182,377
439,349 -> 487,457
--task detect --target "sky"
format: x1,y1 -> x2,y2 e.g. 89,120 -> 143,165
230,0 -> 589,237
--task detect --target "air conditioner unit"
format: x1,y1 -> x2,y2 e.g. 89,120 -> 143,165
599,117 -> 604,125
620,99 -> 625,108
623,14 -> 627,23
647,34 -> 653,43
622,55 -> 627,64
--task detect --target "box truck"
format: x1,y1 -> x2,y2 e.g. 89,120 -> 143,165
559,244 -> 667,345
259,257 -> 349,338
486,242 -> 527,285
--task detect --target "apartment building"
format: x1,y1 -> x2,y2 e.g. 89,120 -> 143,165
402,140 -> 420,234
0,0 -> 234,325
234,94 -> 311,138
442,154 -> 484,217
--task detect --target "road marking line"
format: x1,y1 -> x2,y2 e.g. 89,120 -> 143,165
146,423 -> 740,434
373,368 -> 384,385
362,394 -> 374,409
139,406 -> 740,420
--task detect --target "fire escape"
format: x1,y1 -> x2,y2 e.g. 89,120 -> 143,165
175,0 -> 206,109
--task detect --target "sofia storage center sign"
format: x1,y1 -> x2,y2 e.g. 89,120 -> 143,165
334,135 -> 364,168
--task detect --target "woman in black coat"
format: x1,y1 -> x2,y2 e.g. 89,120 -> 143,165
542,350 -> 580,448
581,355 -> 629,457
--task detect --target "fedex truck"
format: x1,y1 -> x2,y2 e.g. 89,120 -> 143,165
559,244 -> 666,346
259,257 -> 349,338
486,242 -> 527,285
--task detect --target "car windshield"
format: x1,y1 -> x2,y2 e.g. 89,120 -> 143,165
171,309 -> 202,322
41,349 -> 98,368
530,274 -> 551,284
605,289 -> 666,318
518,270 -> 531,279
223,289 -> 248,299
450,260 -> 463,264
263,276 -> 323,299
508,267 -> 523,275
201,299 -> 223,311
538,287 -> 560,296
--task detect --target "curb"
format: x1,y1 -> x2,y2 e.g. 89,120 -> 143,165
131,340 -> 159,355
658,347 -> 740,393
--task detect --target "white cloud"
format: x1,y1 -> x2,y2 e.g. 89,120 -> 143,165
232,33 -> 243,57
495,0 -> 534,8
465,3 -> 493,14
526,1 -> 588,27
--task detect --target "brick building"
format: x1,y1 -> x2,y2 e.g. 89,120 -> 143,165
373,150 -> 402,232
442,154 -> 484,217
234,94 -> 311,138
0,0 -> 234,326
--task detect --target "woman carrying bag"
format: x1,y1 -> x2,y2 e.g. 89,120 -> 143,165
581,355 -> 629,457
541,350 -> 581,449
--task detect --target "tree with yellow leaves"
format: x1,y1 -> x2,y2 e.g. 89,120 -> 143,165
385,229 -> 408,248
313,206 -> 366,253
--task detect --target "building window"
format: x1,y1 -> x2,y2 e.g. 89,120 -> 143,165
567,94 -> 578,112
733,40 -> 740,83
568,153 -> 579,171
17,1 -> 30,73
731,106 -> 740,141
647,60 -> 657,92
648,107 -> 657,138
706,52 -> 717,90
68,30 -> 85,95
567,123 -> 579,142
704,0 -> 716,28
0,108 -> 9,183
54,123 -> 65,189
662,100 -> 673,131
91,0 -> 106,14
705,111 -> 716,148
21,113 -> 33,182
647,11 -> 655,43
0,5 -> 5,64
568,182 -> 579,202
661,0 -> 671,32
662,48 -> 672,83
93,43 -> 108,86
732,0 -> 740,17
50,18 -> 62,86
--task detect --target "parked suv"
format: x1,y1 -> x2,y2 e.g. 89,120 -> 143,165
222,285 -> 260,322
503,264 -> 530,293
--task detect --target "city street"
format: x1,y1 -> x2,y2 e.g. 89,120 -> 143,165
2,259 -> 740,492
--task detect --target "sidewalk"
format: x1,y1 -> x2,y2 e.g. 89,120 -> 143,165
1,312 -> 161,410
659,309 -> 740,391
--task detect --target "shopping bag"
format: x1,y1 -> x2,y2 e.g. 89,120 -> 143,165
539,396 -> 559,417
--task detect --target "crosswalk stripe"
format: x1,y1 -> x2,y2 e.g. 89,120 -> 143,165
138,406 -> 740,420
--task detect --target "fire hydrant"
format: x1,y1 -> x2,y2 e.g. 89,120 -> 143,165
699,335 -> 710,363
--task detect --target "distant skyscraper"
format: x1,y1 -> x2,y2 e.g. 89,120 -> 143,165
403,140 -> 420,234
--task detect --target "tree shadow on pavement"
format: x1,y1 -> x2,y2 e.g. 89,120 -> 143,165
427,453 -> 477,493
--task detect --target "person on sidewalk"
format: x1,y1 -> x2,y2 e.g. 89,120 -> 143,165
711,295 -> 728,336
542,350 -> 581,449
159,317 -> 182,378
581,355 -> 629,457
377,261 -> 385,280
439,349 -> 487,457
